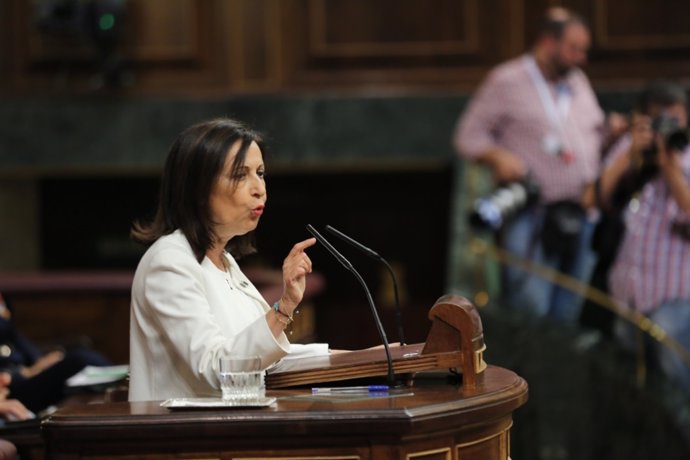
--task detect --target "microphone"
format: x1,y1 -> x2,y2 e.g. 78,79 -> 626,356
306,224 -> 395,385
325,225 -> 405,345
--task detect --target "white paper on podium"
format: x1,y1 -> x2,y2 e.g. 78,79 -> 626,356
267,343 -> 330,374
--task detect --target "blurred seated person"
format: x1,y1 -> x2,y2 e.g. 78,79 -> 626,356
598,79 -> 690,391
0,375 -> 33,421
0,374 -> 38,460
0,438 -> 15,460
0,293 -> 111,413
0,397 -> 31,460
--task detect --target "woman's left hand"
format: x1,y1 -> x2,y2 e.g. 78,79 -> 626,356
279,238 -> 317,315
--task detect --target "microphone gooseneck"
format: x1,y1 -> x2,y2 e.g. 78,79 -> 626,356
306,224 -> 395,386
325,225 -> 405,345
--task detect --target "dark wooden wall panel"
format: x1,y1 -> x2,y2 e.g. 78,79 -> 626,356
595,0 -> 690,50
278,0 -> 522,89
2,0 -> 690,95
2,0 -> 235,95
563,0 -> 690,83
236,0 -> 282,89
125,0 -> 199,61
308,0 -> 479,57
21,0 -> 200,64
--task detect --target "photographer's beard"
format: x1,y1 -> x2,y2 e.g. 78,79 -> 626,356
553,59 -> 576,79
546,48 -> 580,79
545,36 -> 588,80
536,50 -> 577,81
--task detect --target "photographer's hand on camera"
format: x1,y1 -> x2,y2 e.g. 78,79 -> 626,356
600,111 -> 630,154
657,133 -> 690,212
597,114 -> 655,208
480,147 -> 527,184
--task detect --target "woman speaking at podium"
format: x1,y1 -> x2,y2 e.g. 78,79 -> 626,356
128,118 -> 329,401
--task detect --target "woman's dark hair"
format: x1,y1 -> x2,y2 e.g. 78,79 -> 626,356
132,118 -> 265,262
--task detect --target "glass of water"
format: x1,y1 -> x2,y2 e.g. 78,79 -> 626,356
218,355 -> 264,403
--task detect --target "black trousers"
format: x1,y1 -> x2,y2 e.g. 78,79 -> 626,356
8,349 -> 110,413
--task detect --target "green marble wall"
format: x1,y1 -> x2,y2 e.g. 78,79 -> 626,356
0,95 -> 467,172
0,90 -> 654,273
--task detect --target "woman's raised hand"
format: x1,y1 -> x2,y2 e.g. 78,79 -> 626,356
279,238 -> 317,315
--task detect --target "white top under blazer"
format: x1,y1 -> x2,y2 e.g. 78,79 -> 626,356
129,230 -> 328,401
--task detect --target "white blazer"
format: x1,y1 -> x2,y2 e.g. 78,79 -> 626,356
128,230 -> 327,401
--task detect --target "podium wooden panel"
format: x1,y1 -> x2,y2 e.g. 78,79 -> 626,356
42,294 -> 527,459
266,294 -> 488,389
42,366 -> 527,460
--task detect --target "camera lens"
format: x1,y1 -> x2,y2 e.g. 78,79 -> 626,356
469,179 -> 539,230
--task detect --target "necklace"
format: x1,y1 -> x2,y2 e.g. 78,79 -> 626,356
221,257 -> 234,290
224,268 -> 235,290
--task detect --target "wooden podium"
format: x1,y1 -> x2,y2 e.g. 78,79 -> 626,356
267,294 -> 488,389
42,295 -> 528,460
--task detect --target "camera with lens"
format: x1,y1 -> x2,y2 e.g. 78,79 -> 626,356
469,177 -> 540,231
641,114 -> 689,166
